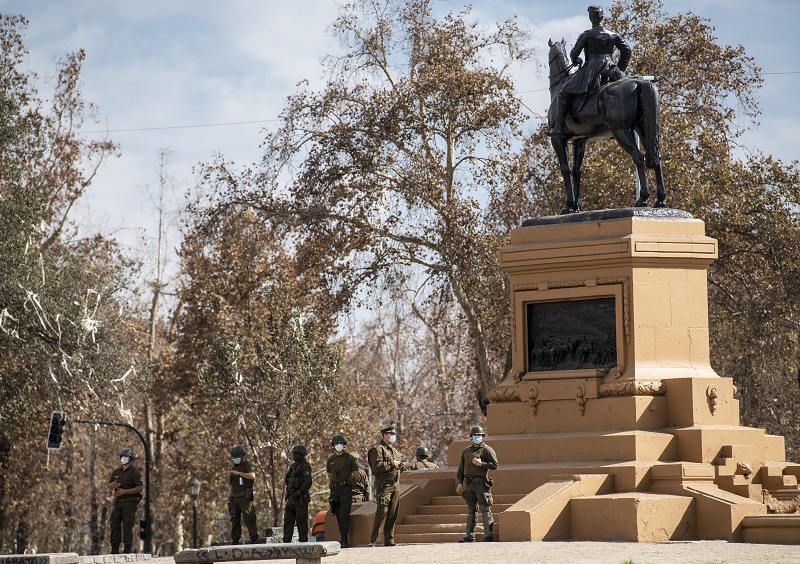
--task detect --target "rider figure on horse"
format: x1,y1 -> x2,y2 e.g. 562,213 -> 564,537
548,5 -> 631,137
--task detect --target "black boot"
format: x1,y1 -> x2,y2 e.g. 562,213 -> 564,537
483,523 -> 494,542
123,544 -> 132,554
458,534 -> 475,543
110,544 -> 119,555
339,532 -> 349,548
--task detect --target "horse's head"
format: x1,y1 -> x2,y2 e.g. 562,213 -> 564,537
547,38 -> 570,91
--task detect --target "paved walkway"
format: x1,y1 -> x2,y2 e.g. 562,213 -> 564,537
149,541 -> 800,564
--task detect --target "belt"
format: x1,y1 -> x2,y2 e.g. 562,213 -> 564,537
330,481 -> 350,487
586,53 -> 611,60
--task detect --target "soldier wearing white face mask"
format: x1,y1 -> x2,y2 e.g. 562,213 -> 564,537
228,444 -> 258,544
456,426 -> 498,543
368,424 -> 405,547
326,434 -> 359,548
107,447 -> 144,554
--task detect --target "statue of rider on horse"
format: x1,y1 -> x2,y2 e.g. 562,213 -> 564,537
547,5 -> 666,213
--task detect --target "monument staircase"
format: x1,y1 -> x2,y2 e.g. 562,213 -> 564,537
328,210 -> 800,546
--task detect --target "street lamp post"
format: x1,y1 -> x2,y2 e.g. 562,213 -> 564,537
189,478 -> 201,548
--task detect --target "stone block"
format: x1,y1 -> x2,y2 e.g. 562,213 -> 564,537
0,555 -> 79,564
497,474 -> 613,541
571,492 -> 695,542
174,542 -> 340,563
742,515 -> 800,544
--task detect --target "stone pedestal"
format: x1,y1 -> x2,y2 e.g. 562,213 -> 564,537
468,209 -> 800,542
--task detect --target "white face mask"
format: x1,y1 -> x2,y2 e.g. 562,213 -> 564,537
120,456 -> 130,464
232,457 -> 242,465
334,444 -> 345,453
471,435 -> 483,445
387,434 -> 397,444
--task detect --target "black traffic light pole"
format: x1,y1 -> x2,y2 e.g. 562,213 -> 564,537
69,418 -> 152,554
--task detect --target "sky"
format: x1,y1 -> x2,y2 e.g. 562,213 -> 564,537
3,0 -> 798,278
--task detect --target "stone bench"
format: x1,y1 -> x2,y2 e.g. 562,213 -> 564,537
0,555 -> 80,564
174,542 -> 340,564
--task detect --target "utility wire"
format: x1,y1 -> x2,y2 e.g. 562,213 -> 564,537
78,71 -> 798,135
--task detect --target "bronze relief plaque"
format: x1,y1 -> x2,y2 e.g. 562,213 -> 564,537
526,297 -> 617,372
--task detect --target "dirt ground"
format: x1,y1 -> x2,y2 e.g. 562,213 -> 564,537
152,540 -> 800,564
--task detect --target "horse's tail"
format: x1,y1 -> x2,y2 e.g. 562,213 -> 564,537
638,81 -> 661,169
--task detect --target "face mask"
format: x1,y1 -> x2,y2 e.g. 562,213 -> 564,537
232,457 -> 242,465
120,456 -> 130,464
471,436 -> 483,445
387,434 -> 397,444
334,444 -> 345,453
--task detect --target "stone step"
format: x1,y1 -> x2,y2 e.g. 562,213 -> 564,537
395,522 -> 480,534
429,494 -> 523,505
416,503 -> 514,515
393,531 -> 499,544
402,513 -> 472,525
742,515 -> 800,544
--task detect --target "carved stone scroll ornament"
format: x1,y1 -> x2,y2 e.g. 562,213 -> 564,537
528,386 -> 540,416
488,387 -> 521,403
598,381 -> 666,397
576,385 -> 586,416
706,386 -> 718,415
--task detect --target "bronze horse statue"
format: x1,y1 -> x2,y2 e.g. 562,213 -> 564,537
547,38 -> 666,213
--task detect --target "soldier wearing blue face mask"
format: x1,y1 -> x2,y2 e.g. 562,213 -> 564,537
456,426 -> 498,543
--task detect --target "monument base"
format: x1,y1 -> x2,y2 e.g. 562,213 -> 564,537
389,210 -> 800,544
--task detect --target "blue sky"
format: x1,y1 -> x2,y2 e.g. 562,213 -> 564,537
3,0 -> 797,263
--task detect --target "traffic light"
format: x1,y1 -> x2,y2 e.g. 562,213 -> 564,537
46,411 -> 66,450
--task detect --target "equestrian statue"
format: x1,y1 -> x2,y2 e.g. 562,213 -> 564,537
547,5 -> 666,214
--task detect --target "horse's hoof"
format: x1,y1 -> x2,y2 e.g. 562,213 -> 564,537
653,200 -> 666,208
560,207 -> 573,215
633,199 -> 649,208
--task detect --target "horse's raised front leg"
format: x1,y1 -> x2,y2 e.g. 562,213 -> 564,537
550,136 -> 577,213
572,140 -> 586,212
610,128 -> 649,207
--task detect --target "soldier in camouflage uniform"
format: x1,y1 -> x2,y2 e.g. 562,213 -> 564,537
456,426 -> 498,542
368,424 -> 405,546
108,447 -> 144,554
283,444 -> 313,542
351,466 -> 370,503
228,444 -> 259,544
407,446 -> 439,470
326,434 -> 360,548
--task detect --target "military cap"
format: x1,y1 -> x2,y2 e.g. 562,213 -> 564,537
380,424 -> 397,434
588,5 -> 604,17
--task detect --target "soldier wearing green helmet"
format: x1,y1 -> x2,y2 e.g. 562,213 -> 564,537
228,444 -> 259,544
456,425 -> 498,542
107,447 -> 144,554
407,446 -> 439,470
283,444 -> 313,542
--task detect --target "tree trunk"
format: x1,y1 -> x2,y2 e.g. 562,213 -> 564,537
449,274 -> 495,413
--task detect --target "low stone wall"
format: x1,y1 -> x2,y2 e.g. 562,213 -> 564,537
79,555 -> 152,564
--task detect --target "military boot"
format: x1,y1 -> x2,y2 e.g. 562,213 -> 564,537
339,531 -> 349,548
483,523 -> 494,542
458,534 -> 476,543
110,544 -> 119,555
123,544 -> 132,554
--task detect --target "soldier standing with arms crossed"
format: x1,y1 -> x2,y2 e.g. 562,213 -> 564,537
283,444 -> 313,542
326,433 -> 359,548
368,424 -> 405,547
456,426 -> 498,542
108,447 -> 144,554
228,444 -> 259,544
